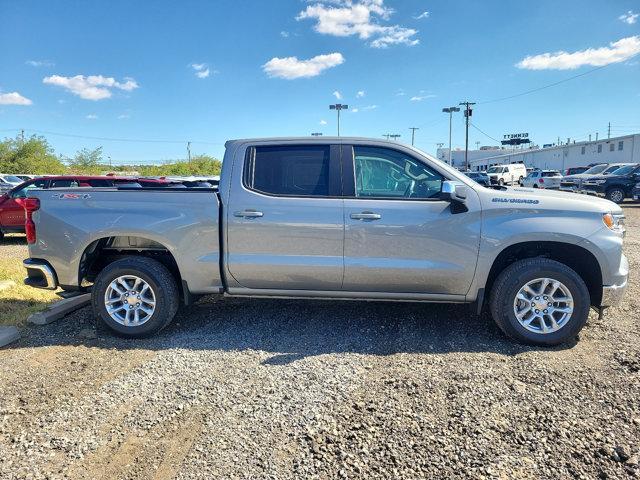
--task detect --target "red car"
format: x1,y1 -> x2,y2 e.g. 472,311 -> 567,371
0,175 -> 170,238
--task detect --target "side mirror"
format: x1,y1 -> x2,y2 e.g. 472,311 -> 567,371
440,181 -> 467,203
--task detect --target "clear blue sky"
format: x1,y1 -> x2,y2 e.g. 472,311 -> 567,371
0,0 -> 639,164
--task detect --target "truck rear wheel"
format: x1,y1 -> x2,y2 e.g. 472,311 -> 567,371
489,258 -> 590,346
92,256 -> 179,338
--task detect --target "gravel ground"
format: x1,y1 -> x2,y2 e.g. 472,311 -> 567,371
1,205 -> 639,479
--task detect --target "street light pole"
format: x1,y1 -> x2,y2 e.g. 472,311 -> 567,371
442,106 -> 460,167
389,134 -> 401,142
329,104 -> 348,136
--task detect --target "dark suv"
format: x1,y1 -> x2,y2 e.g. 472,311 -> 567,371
582,164 -> 640,203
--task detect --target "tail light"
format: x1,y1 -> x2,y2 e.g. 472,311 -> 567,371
538,178 -> 544,183
16,197 -> 40,244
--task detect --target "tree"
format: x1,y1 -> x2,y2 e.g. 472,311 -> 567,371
0,134 -> 66,174
67,147 -> 104,174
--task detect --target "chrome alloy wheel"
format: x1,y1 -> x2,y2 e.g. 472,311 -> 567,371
513,278 -> 574,334
104,275 -> 156,326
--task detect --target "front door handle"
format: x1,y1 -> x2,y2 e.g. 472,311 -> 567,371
234,210 -> 264,218
350,212 -> 381,220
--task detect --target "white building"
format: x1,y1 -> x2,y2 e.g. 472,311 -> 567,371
436,146 -> 506,170
467,133 -> 640,172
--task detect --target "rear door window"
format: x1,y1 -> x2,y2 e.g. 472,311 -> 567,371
244,145 -> 332,197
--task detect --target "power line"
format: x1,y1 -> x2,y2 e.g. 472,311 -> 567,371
477,63 -> 613,105
470,123 -> 502,143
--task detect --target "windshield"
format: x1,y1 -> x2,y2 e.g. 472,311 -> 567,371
603,165 -> 627,175
542,171 -> 561,177
486,166 -> 503,174
582,164 -> 607,175
609,165 -> 635,176
2,175 -> 23,183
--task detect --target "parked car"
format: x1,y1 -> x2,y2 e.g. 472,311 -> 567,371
14,174 -> 36,181
521,170 -> 563,189
582,164 -> 640,203
0,174 -> 25,188
21,137 -> 627,347
486,163 -> 527,186
559,163 -> 632,193
0,175 -> 172,238
0,178 -> 15,194
463,171 -> 490,186
564,166 -> 589,176
632,182 -> 640,202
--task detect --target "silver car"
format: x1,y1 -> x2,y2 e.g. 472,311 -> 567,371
522,170 -> 562,189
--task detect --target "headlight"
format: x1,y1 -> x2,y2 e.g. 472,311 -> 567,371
603,213 -> 625,234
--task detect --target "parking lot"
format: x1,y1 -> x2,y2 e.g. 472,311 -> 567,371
0,204 -> 638,479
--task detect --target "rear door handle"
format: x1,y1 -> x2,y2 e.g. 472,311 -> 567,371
350,212 -> 381,220
234,210 -> 264,218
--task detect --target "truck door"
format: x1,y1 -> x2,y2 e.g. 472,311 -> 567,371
226,144 -> 344,290
341,145 -> 481,295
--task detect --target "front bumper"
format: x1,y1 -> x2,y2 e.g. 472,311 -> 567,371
600,254 -> 628,307
23,259 -> 58,290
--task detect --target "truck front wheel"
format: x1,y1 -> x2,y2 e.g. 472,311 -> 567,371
92,256 -> 179,338
489,258 -> 591,346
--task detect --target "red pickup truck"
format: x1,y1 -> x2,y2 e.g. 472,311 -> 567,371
0,175 -> 171,238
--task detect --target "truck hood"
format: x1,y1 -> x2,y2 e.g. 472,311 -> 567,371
484,186 -> 622,214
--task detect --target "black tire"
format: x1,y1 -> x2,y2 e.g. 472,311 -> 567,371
489,258 -> 591,346
533,184 -> 539,188
518,176 -> 524,186
605,188 -> 625,204
92,256 -> 179,338
0,231 -> 4,241
498,178 -> 505,186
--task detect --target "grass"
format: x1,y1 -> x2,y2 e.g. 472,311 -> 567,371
0,235 -> 60,326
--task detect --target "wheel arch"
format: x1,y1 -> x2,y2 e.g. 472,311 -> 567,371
484,241 -> 603,307
79,235 -> 187,301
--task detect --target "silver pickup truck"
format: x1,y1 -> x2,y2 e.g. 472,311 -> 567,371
22,137 -> 628,346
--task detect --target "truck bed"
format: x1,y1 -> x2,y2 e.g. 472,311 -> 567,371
27,187 -> 223,294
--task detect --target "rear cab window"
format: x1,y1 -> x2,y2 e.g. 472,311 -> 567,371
243,145 -> 340,197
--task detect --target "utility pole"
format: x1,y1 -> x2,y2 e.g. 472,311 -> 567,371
475,141 -> 480,150
389,134 -> 401,142
442,106 -> 460,167
409,127 -> 419,146
607,122 -> 611,139
383,133 -> 391,140
459,101 -> 475,171
187,141 -> 192,163
595,132 -> 599,141
329,104 -> 348,136
20,129 -> 25,145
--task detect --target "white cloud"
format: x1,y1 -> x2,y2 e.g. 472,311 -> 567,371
395,88 -> 405,96
42,74 -> 139,100
0,91 -> 33,105
297,0 -> 419,48
362,104 -> 378,110
319,119 -> 328,125
280,31 -> 290,38
117,113 -> 130,119
516,35 -> 640,70
263,52 -> 345,79
26,59 -> 54,67
351,107 -> 359,113
191,63 -> 213,78
356,90 -> 365,97
619,11 -> 638,25
410,94 -> 436,101
333,90 -> 342,99
413,11 -> 430,20
85,114 -> 98,120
